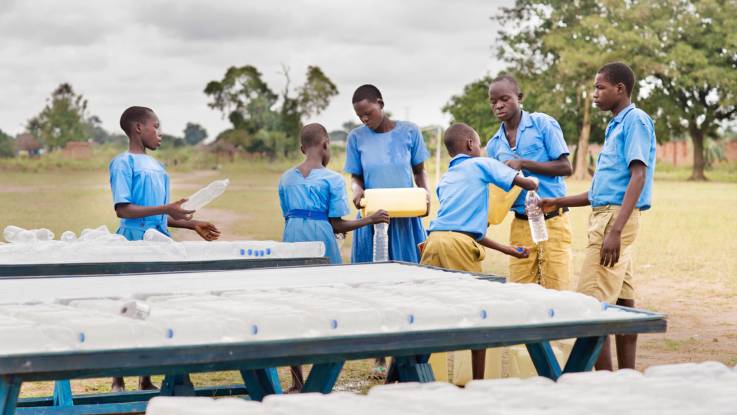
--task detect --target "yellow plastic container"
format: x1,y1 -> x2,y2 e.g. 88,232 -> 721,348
488,184 -> 523,225
360,188 -> 429,218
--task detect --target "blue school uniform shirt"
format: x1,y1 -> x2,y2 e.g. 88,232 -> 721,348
430,154 -> 518,240
278,167 -> 350,264
486,111 -> 569,214
109,152 -> 170,240
344,121 -> 430,263
589,103 -> 656,210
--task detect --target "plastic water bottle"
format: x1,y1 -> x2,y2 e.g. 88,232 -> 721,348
372,223 -> 389,262
525,190 -> 548,244
182,179 -> 229,211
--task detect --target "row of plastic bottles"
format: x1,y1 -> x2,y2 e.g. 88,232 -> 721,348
146,362 -> 737,415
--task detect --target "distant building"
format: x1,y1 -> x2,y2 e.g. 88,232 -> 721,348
15,133 -> 42,157
62,141 -> 93,160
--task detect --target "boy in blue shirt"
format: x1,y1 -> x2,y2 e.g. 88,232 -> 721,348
278,123 -> 389,391
109,106 -> 220,391
539,63 -> 656,371
422,122 -> 537,379
486,75 -> 573,290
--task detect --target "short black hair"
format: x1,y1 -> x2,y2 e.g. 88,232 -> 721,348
120,106 -> 154,136
597,62 -> 636,97
490,74 -> 521,95
300,123 -> 328,149
352,84 -> 383,104
443,123 -> 477,154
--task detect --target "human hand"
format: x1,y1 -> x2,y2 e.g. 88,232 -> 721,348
194,221 -> 221,241
538,198 -> 559,214
505,159 -> 525,171
600,230 -> 621,267
166,199 -> 195,221
368,209 -> 390,224
511,245 -> 530,259
352,188 -> 365,210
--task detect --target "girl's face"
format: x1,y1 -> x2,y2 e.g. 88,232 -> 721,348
489,81 -> 521,122
353,99 -> 384,131
140,114 -> 162,150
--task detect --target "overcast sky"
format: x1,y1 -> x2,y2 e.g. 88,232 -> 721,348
0,0 -> 512,139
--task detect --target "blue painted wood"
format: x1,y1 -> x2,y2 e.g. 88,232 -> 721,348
302,362 -> 344,394
1,376 -> 22,415
394,355 -> 435,383
52,380 -> 73,407
160,374 -> 195,397
15,402 -> 148,415
526,342 -> 562,380
241,368 -> 282,402
563,336 -> 606,373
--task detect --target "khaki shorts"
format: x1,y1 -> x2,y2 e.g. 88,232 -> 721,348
420,231 -> 486,273
508,213 -> 572,290
577,205 -> 640,303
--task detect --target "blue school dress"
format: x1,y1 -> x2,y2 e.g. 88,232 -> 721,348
109,152 -> 170,241
278,167 -> 351,264
344,121 -> 430,263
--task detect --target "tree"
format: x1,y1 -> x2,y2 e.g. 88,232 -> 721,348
27,83 -> 89,150
204,65 -> 338,157
0,129 -> 14,158
183,122 -> 208,146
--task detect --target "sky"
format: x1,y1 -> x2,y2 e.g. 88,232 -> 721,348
0,0 -> 513,139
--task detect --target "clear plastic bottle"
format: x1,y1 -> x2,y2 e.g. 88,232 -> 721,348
181,179 -> 230,211
372,223 -> 389,262
525,190 -> 548,244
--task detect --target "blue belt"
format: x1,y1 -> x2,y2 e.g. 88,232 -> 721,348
285,209 -> 328,221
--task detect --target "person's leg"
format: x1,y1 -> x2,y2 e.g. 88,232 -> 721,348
471,349 -> 486,379
139,376 -> 157,390
508,219 -> 538,284
540,214 -> 573,291
615,298 -> 637,369
111,377 -> 125,392
289,365 -> 304,393
595,336 -> 614,371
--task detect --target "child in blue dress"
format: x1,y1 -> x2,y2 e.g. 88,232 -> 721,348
108,106 -> 220,391
279,123 -> 389,390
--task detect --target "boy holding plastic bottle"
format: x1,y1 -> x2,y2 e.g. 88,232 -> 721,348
539,63 -> 656,370
421,122 -> 537,380
108,106 -> 220,391
486,75 -> 573,290
278,122 -> 389,390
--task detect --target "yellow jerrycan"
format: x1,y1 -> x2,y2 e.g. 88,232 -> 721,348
360,188 -> 429,217
488,184 -> 523,225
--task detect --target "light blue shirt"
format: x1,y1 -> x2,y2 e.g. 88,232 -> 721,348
278,167 -> 350,264
109,152 -> 170,240
344,121 -> 430,189
486,111 -> 569,214
589,103 -> 656,210
429,154 -> 518,240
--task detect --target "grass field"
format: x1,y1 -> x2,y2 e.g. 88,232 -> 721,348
1,153 -> 736,397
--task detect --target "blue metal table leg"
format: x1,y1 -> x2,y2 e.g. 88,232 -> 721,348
240,368 -> 282,402
302,362 -> 345,394
394,354 -> 435,383
1,376 -> 22,415
526,341 -> 562,380
563,336 -> 606,373
53,380 -> 74,406
160,374 -> 195,397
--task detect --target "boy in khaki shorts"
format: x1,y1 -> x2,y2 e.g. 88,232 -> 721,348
540,63 -> 656,370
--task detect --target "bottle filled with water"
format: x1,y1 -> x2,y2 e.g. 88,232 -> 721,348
182,179 -> 230,211
372,222 -> 389,262
525,190 -> 548,244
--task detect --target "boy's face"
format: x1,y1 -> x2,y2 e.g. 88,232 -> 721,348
139,114 -> 162,150
489,81 -> 521,122
353,99 -> 384,130
593,73 -> 625,112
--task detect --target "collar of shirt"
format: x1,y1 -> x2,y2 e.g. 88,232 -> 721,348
448,153 -> 473,168
491,111 -> 533,148
606,103 -> 637,136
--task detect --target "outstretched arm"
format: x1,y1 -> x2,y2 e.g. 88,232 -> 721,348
167,218 -> 221,241
329,210 -> 390,234
115,198 -> 194,221
505,155 -> 572,177
477,236 -> 529,259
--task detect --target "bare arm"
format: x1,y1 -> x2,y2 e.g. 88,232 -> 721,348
167,218 -> 221,241
115,198 -> 194,221
477,236 -> 529,259
412,162 -> 431,217
506,155 -> 572,177
329,210 -> 390,234
350,175 -> 365,210
539,191 -> 591,213
600,161 -> 646,267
